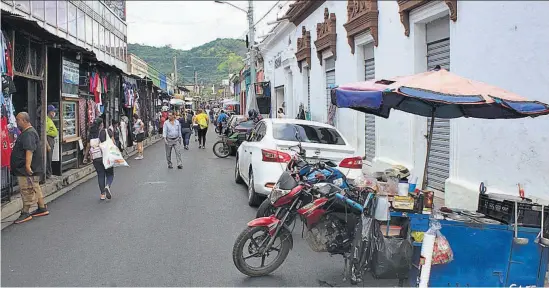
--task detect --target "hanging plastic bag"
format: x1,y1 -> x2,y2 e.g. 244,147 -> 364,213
100,132 -> 129,169
371,219 -> 413,279
432,229 -> 454,265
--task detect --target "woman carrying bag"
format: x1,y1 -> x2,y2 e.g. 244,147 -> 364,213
89,118 -> 115,200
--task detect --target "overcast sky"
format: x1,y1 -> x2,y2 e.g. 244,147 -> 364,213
126,1 -> 288,50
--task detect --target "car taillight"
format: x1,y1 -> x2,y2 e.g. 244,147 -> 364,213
262,149 -> 291,163
339,156 -> 363,169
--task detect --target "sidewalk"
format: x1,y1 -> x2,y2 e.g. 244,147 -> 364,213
1,135 -> 163,229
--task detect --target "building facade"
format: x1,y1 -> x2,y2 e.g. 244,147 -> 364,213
1,0 -> 128,72
260,0 -> 549,209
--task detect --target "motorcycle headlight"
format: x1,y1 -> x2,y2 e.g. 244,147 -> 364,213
269,186 -> 291,204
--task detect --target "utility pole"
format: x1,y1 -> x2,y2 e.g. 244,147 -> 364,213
248,0 -> 256,112
173,55 -> 178,85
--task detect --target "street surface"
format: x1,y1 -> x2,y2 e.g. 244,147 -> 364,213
2,130 -> 398,287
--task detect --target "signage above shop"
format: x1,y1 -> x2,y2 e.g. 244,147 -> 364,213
62,59 -> 79,98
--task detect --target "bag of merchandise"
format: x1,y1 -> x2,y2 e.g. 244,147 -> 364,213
432,230 -> 453,265
371,219 -> 413,279
89,138 -> 103,160
100,132 -> 129,169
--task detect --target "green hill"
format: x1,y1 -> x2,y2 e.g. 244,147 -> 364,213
128,38 -> 247,88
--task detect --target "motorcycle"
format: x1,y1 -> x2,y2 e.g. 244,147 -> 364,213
213,131 -> 246,158
255,137 -> 358,218
232,167 -> 371,279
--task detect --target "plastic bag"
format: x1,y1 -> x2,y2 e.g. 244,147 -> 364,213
100,132 -> 129,169
432,231 -> 453,265
371,220 -> 413,279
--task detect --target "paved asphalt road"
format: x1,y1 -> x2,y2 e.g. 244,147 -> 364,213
2,130 -> 399,287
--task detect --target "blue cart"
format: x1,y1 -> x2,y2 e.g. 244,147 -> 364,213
392,212 -> 549,286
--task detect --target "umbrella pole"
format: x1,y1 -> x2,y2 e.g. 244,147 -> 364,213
421,110 -> 436,190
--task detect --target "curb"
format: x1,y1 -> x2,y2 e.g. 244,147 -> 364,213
1,136 -> 163,229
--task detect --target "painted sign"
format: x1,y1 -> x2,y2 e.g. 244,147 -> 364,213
62,59 -> 79,85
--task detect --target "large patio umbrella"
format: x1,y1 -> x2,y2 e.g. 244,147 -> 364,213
331,66 -> 549,189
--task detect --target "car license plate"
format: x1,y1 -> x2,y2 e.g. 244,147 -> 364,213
306,157 -> 322,164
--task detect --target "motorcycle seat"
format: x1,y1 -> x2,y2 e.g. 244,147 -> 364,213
314,183 -> 342,196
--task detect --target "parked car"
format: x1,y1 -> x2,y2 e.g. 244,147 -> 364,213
233,119 -> 255,134
227,115 -> 246,133
234,118 -> 363,206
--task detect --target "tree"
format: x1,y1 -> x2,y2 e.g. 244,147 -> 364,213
217,52 -> 244,75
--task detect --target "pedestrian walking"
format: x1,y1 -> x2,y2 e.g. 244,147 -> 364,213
191,110 -> 199,143
108,119 -> 123,152
45,105 -> 58,179
195,109 -> 209,149
89,118 -> 116,200
11,112 -> 50,224
163,112 -> 183,169
133,113 -> 145,160
178,110 -> 193,150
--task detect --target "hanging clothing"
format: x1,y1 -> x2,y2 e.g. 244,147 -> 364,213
1,117 -> 12,168
78,98 -> 87,140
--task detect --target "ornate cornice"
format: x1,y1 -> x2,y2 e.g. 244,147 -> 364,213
285,0 -> 326,26
314,8 -> 337,64
343,0 -> 379,54
397,0 -> 458,37
295,26 -> 312,73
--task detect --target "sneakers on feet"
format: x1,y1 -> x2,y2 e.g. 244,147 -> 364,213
168,165 -> 173,169
104,186 -> 112,200
100,193 -> 106,200
14,212 -> 33,224
31,207 -> 49,217
177,165 -> 183,169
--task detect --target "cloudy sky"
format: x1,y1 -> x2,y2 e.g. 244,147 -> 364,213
126,1 -> 289,50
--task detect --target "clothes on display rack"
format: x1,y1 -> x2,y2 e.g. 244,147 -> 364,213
1,30 -> 14,77
1,116 -> 12,168
78,98 -> 87,140
89,72 -> 108,106
87,99 -> 97,124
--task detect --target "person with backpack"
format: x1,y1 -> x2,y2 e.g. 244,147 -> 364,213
194,109 -> 209,149
178,110 -> 193,150
88,118 -> 115,200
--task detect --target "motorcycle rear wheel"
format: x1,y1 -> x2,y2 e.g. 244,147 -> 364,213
213,141 -> 231,158
232,226 -> 292,277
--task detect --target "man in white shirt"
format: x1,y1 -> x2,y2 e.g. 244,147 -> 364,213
162,112 -> 183,169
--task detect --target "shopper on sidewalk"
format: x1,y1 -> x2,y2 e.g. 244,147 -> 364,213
178,110 -> 193,150
163,112 -> 182,169
45,105 -> 58,179
11,112 -> 49,224
133,113 -> 145,160
89,118 -> 115,200
195,109 -> 209,149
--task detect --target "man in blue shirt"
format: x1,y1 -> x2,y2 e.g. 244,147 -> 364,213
216,110 -> 228,135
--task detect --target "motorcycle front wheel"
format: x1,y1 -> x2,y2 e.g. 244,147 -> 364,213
232,226 -> 292,277
256,198 -> 277,218
213,141 -> 231,158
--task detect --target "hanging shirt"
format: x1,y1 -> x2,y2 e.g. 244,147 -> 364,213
1,117 -> 12,168
46,117 -> 58,137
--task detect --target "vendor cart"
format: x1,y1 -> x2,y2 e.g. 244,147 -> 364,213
331,66 -> 549,286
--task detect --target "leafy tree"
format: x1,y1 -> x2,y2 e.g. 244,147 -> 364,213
128,38 -> 247,91
217,52 -> 244,75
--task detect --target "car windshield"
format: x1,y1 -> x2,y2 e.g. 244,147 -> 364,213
272,123 -> 346,145
236,120 -> 255,128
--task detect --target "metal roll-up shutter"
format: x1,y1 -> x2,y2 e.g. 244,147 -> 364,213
426,17 -> 450,192
364,43 -> 375,162
307,68 -> 311,111
325,57 -> 336,125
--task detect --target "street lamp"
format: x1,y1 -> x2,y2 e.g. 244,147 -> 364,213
214,0 -> 256,113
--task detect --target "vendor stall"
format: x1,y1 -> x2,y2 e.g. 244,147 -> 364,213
331,66 -> 549,286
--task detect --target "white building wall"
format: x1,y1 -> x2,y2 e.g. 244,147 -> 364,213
261,0 -> 549,209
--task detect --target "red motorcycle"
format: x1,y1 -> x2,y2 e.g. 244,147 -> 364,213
232,166 -> 366,278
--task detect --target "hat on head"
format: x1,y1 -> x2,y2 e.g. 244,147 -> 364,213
47,105 -> 57,112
